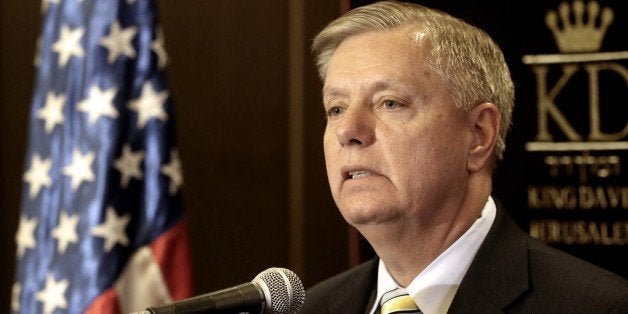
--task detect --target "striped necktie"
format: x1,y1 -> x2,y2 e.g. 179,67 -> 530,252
380,289 -> 422,314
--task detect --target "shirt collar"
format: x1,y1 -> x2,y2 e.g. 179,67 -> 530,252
369,196 -> 497,314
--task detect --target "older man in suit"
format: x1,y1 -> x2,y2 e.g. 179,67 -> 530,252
302,1 -> 628,313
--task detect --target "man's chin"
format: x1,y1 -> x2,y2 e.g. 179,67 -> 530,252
340,206 -> 392,227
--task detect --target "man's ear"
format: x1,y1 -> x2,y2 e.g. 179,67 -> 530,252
467,103 -> 500,173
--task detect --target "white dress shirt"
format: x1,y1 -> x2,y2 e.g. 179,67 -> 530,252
368,197 -> 497,314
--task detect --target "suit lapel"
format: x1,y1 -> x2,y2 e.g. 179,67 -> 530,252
327,258 -> 379,314
448,202 -> 530,313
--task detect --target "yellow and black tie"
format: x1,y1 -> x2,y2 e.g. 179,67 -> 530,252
380,289 -> 422,314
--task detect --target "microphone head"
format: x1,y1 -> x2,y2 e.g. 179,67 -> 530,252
253,267 -> 305,314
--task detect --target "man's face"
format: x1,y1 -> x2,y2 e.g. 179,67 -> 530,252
323,28 -> 473,228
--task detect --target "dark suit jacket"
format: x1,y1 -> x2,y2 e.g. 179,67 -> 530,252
301,203 -> 628,313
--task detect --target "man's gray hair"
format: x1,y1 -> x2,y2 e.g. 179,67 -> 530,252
312,1 -> 515,160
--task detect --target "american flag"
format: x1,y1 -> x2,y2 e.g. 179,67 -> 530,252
13,0 -> 193,313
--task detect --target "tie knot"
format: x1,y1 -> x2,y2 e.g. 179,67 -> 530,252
380,289 -> 420,314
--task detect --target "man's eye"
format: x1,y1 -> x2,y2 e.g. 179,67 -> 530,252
327,106 -> 345,117
382,99 -> 399,109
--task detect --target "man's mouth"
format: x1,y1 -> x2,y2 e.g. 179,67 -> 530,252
348,170 -> 372,179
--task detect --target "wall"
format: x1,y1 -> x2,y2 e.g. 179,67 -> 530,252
0,0 -> 39,309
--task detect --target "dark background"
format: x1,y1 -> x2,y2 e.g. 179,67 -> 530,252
1,0 -> 626,311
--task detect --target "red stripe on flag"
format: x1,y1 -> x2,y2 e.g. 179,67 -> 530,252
85,288 -> 121,314
150,221 -> 194,301
85,222 -> 193,312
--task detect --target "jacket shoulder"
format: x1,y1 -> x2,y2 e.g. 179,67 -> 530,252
301,258 -> 378,313
519,237 -> 628,312
452,201 -> 628,313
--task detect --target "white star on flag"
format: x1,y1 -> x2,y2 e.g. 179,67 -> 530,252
114,144 -> 145,188
51,25 -> 85,67
23,153 -> 53,199
62,149 -> 95,191
15,215 -> 38,258
36,274 -> 69,314
99,20 -> 138,63
90,206 -> 131,252
77,84 -> 119,125
12,282 -> 21,312
152,26 -> 169,69
128,82 -> 169,128
37,91 -> 66,133
51,211 -> 80,254
161,149 -> 184,195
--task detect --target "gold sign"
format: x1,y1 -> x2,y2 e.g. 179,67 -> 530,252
522,0 -> 628,246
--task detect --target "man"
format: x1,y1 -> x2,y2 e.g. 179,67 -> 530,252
301,1 -> 628,313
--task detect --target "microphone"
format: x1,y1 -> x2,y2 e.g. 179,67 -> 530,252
142,267 -> 304,314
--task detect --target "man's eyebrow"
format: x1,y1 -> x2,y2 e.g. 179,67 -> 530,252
372,80 -> 398,92
322,87 -> 345,98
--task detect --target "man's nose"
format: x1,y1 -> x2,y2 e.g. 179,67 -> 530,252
335,107 -> 375,148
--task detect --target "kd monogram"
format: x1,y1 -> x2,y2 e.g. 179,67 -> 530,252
523,0 -> 628,151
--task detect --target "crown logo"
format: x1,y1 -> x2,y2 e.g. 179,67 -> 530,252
545,0 -> 614,53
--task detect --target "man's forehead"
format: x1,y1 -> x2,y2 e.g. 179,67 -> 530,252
323,30 -> 433,87
323,79 -> 406,97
